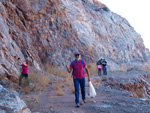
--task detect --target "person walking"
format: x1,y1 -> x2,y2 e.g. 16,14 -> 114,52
18,58 -> 29,86
102,59 -> 107,75
66,51 -> 90,108
97,58 -> 103,76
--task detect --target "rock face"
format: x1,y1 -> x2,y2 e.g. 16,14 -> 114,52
100,69 -> 150,98
0,85 -> 31,113
0,0 -> 149,78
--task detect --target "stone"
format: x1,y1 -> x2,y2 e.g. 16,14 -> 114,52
0,85 -> 31,113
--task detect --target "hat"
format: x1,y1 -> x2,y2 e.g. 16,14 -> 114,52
74,51 -> 80,56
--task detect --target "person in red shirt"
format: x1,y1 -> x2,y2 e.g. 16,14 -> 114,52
18,58 -> 29,86
66,51 -> 90,107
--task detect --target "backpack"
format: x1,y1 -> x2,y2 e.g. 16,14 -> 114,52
97,61 -> 100,65
72,59 -> 85,75
97,59 -> 103,65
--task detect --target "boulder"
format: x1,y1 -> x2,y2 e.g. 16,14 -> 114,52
0,85 -> 31,113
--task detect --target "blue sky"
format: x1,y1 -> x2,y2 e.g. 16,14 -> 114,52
99,0 -> 150,49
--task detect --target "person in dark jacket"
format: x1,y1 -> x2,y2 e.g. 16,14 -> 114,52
102,59 -> 107,75
97,58 -> 103,76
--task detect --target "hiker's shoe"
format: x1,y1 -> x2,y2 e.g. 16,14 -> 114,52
80,102 -> 83,105
76,103 -> 80,108
83,100 -> 86,103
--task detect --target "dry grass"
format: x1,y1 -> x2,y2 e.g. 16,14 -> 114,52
53,79 -> 67,96
90,78 -> 102,90
56,90 -> 65,96
45,65 -> 71,78
54,85 -> 60,90
22,94 -> 39,110
22,86 -> 30,94
43,64 -> 73,95
33,95 -> 39,102
28,69 -> 52,92
64,77 -> 73,86
72,86 -> 75,93
87,63 -> 97,77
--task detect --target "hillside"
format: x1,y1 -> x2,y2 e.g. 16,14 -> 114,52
0,0 -> 150,112
0,0 -> 149,78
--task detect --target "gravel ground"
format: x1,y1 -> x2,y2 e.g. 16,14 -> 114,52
29,69 -> 150,113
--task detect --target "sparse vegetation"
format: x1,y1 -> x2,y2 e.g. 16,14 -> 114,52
87,63 -> 97,77
28,69 -> 51,93
45,65 -> 71,78
91,78 -> 102,90
57,90 -> 65,96
102,6 -> 109,12
22,94 -> 39,110
20,63 -> 100,111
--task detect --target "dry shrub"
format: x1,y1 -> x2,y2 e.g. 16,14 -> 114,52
44,64 -> 73,91
28,69 -> 51,92
30,102 -> 34,109
53,79 -> 65,96
72,86 -> 75,93
54,85 -> 60,90
45,65 -> 71,78
87,63 -> 97,77
91,78 -> 101,90
23,94 -> 39,110
22,85 -> 30,94
64,77 -> 72,86
39,74 -> 50,89
57,90 -> 65,96
54,79 -> 62,90
53,80 -> 65,96
33,95 -> 39,102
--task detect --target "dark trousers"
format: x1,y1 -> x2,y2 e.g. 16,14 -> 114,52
73,78 -> 85,104
103,66 -> 107,75
19,74 -> 29,86
98,69 -> 102,76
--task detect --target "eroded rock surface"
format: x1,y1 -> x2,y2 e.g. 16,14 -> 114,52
0,0 -> 149,81
0,85 -> 31,113
99,70 -> 150,98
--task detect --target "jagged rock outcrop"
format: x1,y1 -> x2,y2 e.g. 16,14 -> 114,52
100,70 -> 150,98
0,0 -> 149,79
0,85 -> 31,113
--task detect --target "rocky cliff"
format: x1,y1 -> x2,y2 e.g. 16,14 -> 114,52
0,0 -> 149,80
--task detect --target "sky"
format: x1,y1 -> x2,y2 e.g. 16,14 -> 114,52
99,0 -> 150,49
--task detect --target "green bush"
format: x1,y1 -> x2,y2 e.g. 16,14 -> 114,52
102,6 -> 109,12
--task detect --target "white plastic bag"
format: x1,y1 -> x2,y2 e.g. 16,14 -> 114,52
89,81 -> 97,98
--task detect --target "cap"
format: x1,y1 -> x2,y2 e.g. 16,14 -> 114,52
74,51 -> 80,56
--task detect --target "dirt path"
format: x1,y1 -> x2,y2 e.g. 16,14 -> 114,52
29,70 -> 150,113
